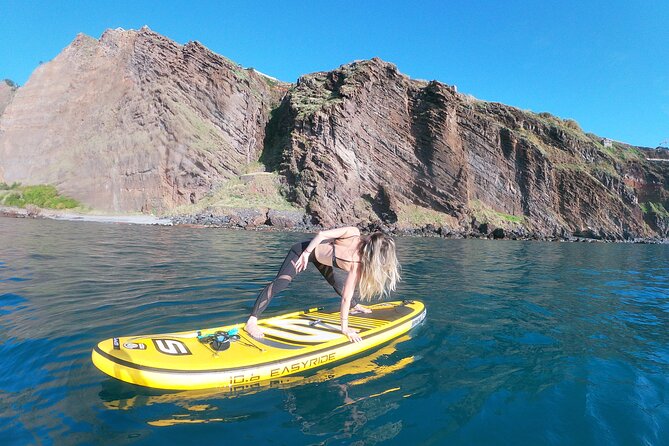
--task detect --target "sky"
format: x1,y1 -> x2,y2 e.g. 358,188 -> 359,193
1,0 -> 667,147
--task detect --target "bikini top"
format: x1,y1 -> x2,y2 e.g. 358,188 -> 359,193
330,235 -> 361,270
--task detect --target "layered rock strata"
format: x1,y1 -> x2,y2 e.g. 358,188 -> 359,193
0,27 -> 287,211
266,58 -> 666,239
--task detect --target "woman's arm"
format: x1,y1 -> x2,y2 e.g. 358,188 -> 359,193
294,226 -> 360,273
340,265 -> 362,342
306,226 -> 359,252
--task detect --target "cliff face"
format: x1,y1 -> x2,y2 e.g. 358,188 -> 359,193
266,58 -> 666,238
0,28 -> 287,211
1,30 -> 667,239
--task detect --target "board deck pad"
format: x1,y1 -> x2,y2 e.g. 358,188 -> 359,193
92,300 -> 426,390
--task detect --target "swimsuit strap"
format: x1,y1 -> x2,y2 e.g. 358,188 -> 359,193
335,256 -> 361,264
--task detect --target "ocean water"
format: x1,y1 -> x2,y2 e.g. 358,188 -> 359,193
1,217 -> 668,445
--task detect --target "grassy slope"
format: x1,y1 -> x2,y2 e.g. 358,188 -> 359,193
0,183 -> 81,209
172,164 -> 299,215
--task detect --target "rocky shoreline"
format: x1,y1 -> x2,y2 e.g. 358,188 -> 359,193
2,205 -> 666,244
167,208 -> 669,244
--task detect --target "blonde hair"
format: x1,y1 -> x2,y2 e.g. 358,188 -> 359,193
357,232 -> 401,301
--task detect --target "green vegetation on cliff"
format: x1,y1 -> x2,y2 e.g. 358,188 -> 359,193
640,201 -> 669,218
174,166 -> 299,215
470,200 -> 525,226
395,203 -> 456,228
0,184 -> 80,209
603,142 -> 645,162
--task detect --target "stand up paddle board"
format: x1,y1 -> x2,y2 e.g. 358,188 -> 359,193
92,300 -> 425,390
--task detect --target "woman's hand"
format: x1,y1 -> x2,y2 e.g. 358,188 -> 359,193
342,327 -> 362,343
294,250 -> 311,273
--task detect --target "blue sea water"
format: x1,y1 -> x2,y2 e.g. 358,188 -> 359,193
0,217 -> 668,445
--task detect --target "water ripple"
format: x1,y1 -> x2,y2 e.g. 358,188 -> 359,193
0,219 -> 668,445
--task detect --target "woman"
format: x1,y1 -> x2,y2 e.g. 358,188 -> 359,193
244,226 -> 400,342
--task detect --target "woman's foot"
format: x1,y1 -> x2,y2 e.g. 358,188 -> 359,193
244,317 -> 264,339
350,304 -> 372,315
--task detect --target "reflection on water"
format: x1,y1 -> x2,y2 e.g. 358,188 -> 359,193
1,218 -> 668,445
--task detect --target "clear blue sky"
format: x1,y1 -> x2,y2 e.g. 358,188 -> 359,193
1,0 -> 667,147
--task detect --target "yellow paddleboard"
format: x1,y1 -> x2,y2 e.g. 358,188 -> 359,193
92,300 -> 425,390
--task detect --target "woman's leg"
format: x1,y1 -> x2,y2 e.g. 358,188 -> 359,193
314,262 -> 371,314
313,261 -> 341,295
246,241 -> 311,338
250,241 -> 310,318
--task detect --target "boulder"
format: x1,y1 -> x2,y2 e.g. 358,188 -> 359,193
267,209 -> 305,229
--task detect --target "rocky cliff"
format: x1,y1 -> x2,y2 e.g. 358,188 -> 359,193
265,59 -> 668,239
0,27 -> 287,211
1,29 -> 667,239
